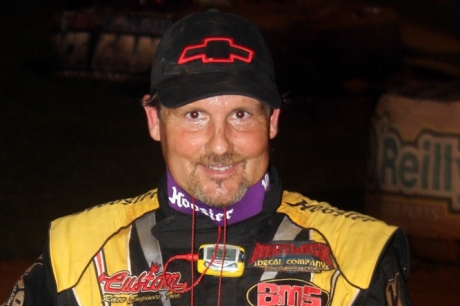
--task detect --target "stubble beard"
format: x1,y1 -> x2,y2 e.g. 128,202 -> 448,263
188,152 -> 249,208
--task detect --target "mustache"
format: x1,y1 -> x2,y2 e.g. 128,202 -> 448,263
196,152 -> 245,166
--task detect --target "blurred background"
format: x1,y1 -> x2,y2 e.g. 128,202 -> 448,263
1,0 -> 460,303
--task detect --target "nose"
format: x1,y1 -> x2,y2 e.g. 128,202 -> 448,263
206,120 -> 233,155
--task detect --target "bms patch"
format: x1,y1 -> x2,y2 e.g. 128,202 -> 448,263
246,278 -> 329,306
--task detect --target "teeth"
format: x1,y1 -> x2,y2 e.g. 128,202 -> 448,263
208,165 -> 232,171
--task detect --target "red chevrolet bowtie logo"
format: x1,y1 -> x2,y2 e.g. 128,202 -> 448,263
178,37 -> 255,64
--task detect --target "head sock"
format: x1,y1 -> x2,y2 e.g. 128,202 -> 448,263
166,170 -> 269,226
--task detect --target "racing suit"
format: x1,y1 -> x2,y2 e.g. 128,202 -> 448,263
3,167 -> 411,305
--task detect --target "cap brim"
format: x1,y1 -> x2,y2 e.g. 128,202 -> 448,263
156,72 -> 281,109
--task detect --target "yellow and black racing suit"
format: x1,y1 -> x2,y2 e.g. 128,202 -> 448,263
3,167 -> 411,306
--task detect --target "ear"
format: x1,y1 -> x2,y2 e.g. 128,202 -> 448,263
269,108 -> 281,139
142,95 -> 161,141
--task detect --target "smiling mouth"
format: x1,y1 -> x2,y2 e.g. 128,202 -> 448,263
206,165 -> 234,171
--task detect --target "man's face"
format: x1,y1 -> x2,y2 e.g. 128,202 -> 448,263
144,95 -> 280,207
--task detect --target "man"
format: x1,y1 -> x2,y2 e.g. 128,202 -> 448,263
3,10 -> 411,306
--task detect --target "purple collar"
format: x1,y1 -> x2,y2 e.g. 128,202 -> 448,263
166,170 -> 269,226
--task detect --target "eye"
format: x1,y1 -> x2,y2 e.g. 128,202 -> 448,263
186,111 -> 202,120
233,110 -> 249,119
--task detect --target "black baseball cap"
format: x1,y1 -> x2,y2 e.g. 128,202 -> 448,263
150,10 -> 281,108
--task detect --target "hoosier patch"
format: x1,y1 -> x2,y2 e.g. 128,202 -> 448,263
248,241 -> 334,273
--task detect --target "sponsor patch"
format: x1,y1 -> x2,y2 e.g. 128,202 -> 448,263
246,278 -> 329,306
94,251 -> 185,304
248,241 -> 334,273
97,265 -> 184,303
3,257 -> 43,306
